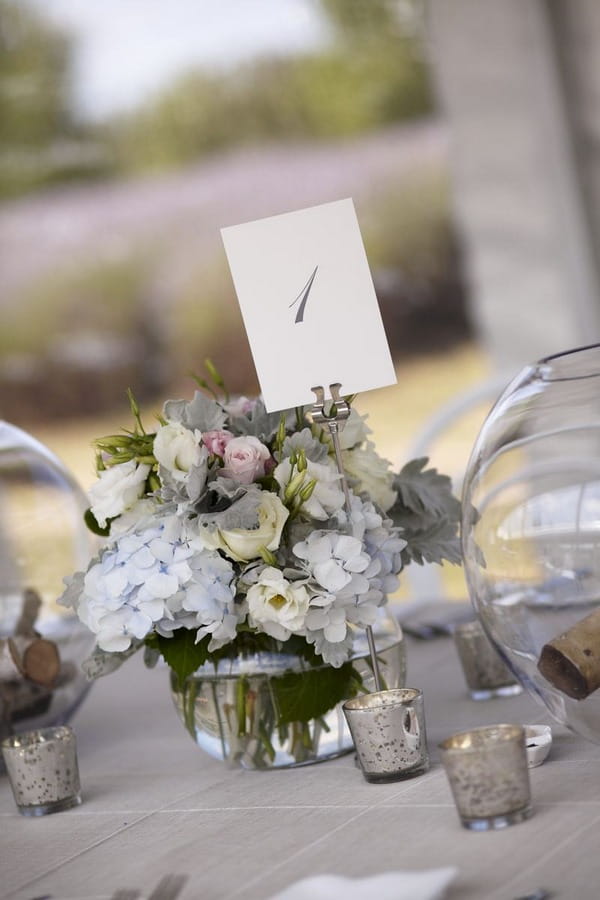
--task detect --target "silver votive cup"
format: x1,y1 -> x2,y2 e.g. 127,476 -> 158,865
342,688 -> 429,783
439,724 -> 532,831
453,619 -> 522,700
1,725 -> 82,816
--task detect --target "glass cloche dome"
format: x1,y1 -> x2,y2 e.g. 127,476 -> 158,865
0,421 -> 97,742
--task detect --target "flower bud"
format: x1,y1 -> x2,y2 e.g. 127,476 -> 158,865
284,471 -> 305,503
297,449 -> 307,472
259,546 -> 278,566
299,479 -> 317,502
147,473 -> 161,492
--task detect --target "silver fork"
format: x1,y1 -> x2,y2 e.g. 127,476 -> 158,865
147,874 -> 188,900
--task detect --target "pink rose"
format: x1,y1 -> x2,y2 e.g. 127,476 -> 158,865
221,435 -> 271,484
203,429 -> 234,457
224,396 -> 257,417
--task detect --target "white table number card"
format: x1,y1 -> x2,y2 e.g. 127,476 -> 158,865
221,198 -> 397,412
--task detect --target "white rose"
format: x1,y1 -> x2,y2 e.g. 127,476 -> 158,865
153,422 -> 203,482
200,491 -> 289,562
89,459 -> 150,527
343,442 -> 397,512
246,567 -> 310,640
338,408 -> 371,450
274,457 -> 345,520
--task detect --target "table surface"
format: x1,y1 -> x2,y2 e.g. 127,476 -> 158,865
2,619 -> 600,900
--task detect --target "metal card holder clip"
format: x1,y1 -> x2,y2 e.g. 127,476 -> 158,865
309,382 -> 382,691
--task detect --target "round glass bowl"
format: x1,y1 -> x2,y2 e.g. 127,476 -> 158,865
0,421 -> 97,743
170,609 -> 406,769
462,344 -> 600,743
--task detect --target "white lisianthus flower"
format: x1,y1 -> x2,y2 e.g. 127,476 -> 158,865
154,422 -> 203,482
89,459 -> 150,528
343,442 -> 397,512
200,491 -> 289,562
246,566 -> 310,640
337,408 -> 371,450
274,458 -> 345,520
108,497 -> 161,537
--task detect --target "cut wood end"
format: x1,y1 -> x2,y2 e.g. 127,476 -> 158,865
538,643 -> 589,700
21,639 -> 60,688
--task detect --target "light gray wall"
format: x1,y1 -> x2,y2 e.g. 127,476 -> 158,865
426,0 -> 600,372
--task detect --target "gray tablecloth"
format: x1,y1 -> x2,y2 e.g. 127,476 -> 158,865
1,625 -> 597,900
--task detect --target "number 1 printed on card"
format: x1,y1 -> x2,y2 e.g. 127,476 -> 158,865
289,265 -> 318,324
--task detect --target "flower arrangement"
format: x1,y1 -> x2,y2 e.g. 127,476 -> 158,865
60,368 -> 461,764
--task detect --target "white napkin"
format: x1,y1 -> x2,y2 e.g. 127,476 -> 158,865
267,866 -> 458,900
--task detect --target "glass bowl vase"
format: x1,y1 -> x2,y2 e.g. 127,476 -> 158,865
0,421 -> 97,743
170,607 -> 406,769
462,344 -> 600,743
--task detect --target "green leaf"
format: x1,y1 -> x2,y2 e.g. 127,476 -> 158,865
84,507 -> 111,537
127,386 -> 145,433
274,634 -> 323,664
204,357 -> 228,398
270,661 -> 359,724
151,631 -> 212,686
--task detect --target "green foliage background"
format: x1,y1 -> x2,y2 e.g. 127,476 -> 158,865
111,8 -> 431,174
0,0 -> 472,427
0,0 -> 432,192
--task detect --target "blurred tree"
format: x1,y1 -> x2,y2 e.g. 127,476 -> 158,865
0,0 -> 72,145
1,0 -> 432,186
0,0 -> 109,197
112,0 -> 432,172
317,0 -> 430,118
321,0 -> 413,39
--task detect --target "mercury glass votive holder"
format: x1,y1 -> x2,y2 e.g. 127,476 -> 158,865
342,688 -> 429,783
1,725 -> 81,816
453,620 -> 522,700
439,724 -> 532,831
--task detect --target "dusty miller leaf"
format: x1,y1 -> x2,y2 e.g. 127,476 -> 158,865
82,640 -> 143,679
196,486 -> 262,530
399,517 -> 462,566
389,457 -> 462,566
229,400 -> 295,443
163,392 -> 226,432
392,457 -> 461,520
